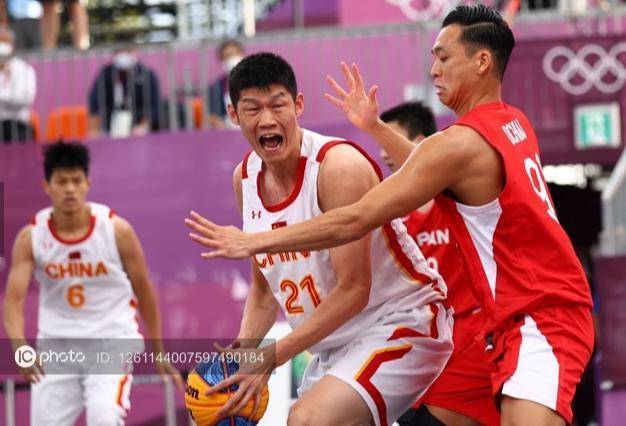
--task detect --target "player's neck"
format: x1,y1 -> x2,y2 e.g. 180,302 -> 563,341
417,199 -> 435,214
50,205 -> 92,235
454,86 -> 502,117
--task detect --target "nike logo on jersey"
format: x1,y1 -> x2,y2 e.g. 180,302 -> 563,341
415,229 -> 450,247
502,119 -> 527,145
44,261 -> 109,279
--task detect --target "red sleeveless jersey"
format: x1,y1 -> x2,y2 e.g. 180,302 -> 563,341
402,205 -> 479,317
435,102 -> 592,331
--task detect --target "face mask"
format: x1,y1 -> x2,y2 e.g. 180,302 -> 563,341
114,53 -> 136,70
223,55 -> 243,74
0,42 -> 13,60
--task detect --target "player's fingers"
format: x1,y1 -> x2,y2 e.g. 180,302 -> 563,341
352,63 -> 365,92
185,218 -> 214,236
189,232 -> 217,248
205,375 -> 237,395
368,85 -> 379,103
250,388 -> 262,419
201,251 -> 223,259
189,211 -> 218,230
217,382 -> 247,416
324,93 -> 344,110
231,386 -> 255,417
340,61 -> 356,91
326,76 -> 348,99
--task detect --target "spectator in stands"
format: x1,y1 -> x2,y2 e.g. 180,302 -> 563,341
88,46 -> 162,138
207,39 -> 244,129
0,27 -> 36,143
40,0 -> 89,50
0,0 -> 42,49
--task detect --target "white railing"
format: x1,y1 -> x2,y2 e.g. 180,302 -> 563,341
601,147 -> 626,255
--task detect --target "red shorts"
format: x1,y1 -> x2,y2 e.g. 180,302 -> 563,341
420,309 -> 500,426
490,304 -> 594,424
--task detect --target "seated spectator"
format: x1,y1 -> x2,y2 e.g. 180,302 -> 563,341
0,0 -> 42,50
207,39 -> 244,129
40,0 -> 88,50
0,27 -> 36,143
88,46 -> 161,138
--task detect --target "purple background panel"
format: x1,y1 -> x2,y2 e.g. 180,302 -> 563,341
594,256 -> 626,388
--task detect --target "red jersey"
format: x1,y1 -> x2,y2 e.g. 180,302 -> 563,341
435,102 -> 592,331
402,205 -> 479,317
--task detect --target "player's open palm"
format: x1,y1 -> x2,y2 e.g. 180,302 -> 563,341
185,211 -> 252,259
325,62 -> 379,132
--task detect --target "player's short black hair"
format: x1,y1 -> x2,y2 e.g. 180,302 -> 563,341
43,141 -> 90,181
380,102 -> 437,140
229,52 -> 298,107
442,4 -> 515,80
217,39 -> 244,60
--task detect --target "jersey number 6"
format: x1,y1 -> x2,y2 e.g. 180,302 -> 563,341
67,284 -> 85,308
280,275 -> 322,314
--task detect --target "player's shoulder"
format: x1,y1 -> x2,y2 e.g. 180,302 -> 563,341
233,160 -> 244,184
436,125 -> 493,158
12,224 -> 34,256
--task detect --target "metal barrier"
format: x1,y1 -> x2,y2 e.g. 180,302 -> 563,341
602,147 -> 626,255
2,375 -> 179,425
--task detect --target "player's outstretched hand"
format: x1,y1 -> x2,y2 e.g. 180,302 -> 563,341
207,343 -> 276,419
185,211 -> 252,259
324,62 -> 380,132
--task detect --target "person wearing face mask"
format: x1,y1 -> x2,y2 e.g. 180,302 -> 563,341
87,46 -> 162,138
0,26 -> 36,143
207,39 -> 244,129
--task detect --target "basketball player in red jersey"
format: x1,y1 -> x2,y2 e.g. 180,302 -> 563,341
185,5 -> 594,425
380,102 -> 499,426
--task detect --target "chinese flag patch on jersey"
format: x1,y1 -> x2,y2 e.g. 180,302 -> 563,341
69,251 -> 82,260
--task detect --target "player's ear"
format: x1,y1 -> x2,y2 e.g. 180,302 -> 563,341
476,49 -> 492,76
227,103 -> 240,126
295,93 -> 304,117
41,179 -> 50,196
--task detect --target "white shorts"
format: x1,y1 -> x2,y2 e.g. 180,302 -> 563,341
31,373 -> 133,426
298,301 -> 453,426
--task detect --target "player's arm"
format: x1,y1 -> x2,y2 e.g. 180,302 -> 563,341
325,62 -> 416,166
231,162 -> 280,348
3,226 -> 35,352
186,126 -> 476,257
3,226 -> 44,382
274,144 -> 377,366
114,215 -> 182,388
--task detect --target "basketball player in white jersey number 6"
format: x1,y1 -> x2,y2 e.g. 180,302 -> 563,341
3,142 -> 182,425
186,53 -> 453,426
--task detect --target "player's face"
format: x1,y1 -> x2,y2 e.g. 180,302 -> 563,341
43,168 -> 90,214
229,84 -> 304,164
430,25 -> 480,112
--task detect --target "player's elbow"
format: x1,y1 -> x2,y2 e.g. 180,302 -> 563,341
342,214 -> 370,244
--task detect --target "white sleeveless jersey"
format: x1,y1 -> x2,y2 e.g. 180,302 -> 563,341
31,202 -> 141,339
242,129 -> 447,353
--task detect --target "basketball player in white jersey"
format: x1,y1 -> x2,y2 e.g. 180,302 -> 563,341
185,53 -> 453,426
3,141 -> 182,425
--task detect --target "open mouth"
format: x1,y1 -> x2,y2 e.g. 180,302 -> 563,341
259,134 -> 283,151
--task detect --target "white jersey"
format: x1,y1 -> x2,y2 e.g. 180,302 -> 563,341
242,129 -> 447,353
31,202 -> 141,339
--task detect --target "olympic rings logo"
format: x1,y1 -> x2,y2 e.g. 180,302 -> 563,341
385,0 -> 457,22
543,43 -> 626,95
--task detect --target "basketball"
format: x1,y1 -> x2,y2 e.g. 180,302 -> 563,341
185,359 -> 270,426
